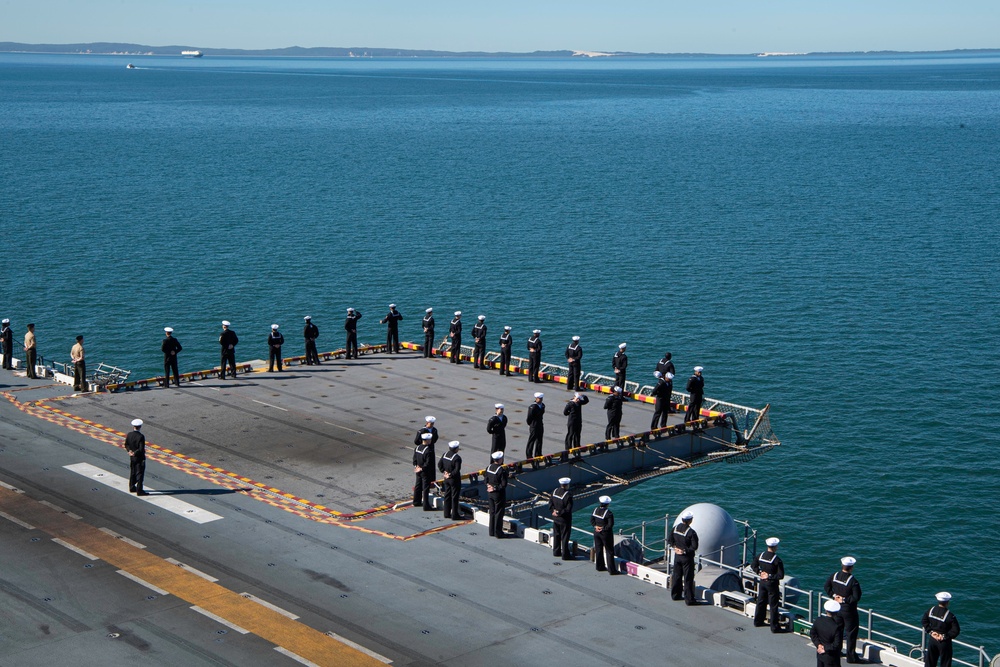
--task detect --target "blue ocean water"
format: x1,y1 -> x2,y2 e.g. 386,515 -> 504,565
2,52 -> 999,646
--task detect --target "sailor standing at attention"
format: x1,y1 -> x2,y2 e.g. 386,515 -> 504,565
71,335 -> 86,391
752,537 -> 785,632
449,311 -> 463,363
380,303 -> 403,354
414,416 -> 439,459
527,329 -> 543,382
486,404 -> 508,454
612,343 -> 628,394
563,391 -> 590,450
650,371 -> 673,430
438,440 -> 463,520
604,386 -> 624,440
472,315 -> 487,369
685,365 -> 705,423
218,321 -> 238,379
0,318 -> 12,369
812,600 -> 845,667
161,327 -> 182,387
267,324 -> 284,372
125,418 -> 148,495
303,316 -> 320,365
550,477 -> 574,560
825,557 -> 863,663
498,325 -> 513,376
922,592 -> 960,667
655,351 -> 675,378
669,510 -> 700,604
344,308 -> 362,359
412,432 -> 434,511
565,335 -> 583,390
525,392 -> 545,458
422,308 -> 435,357
485,451 -> 508,538
23,324 -> 38,379
591,495 -> 616,574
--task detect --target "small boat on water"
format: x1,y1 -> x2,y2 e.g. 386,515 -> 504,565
126,63 -> 136,69
181,50 -> 203,58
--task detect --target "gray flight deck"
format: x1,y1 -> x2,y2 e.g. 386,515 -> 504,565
0,351 -> 813,667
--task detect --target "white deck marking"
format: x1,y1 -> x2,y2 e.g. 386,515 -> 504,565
165,557 -> 219,582
187,381 -> 221,391
116,570 -> 169,595
252,399 -> 289,412
0,510 -> 35,529
64,463 -> 223,524
52,538 -> 99,560
0,480 -> 24,493
274,647 -> 321,667
190,606 -> 250,634
39,500 -> 82,519
325,631 -> 393,664
240,592 -> 299,619
323,421 -> 365,436
98,527 -> 146,549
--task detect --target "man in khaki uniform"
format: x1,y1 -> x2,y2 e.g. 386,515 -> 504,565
24,324 -> 38,379
71,335 -> 86,391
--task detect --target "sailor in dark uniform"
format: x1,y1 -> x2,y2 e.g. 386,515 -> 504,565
685,365 -> 705,423
751,537 -> 785,632
604,386 -> 624,440
486,404 -> 508,454
344,308 -> 362,359
591,495 -> 616,574
565,335 -> 583,390
485,451 -> 508,538
422,308 -> 435,357
668,510 -> 700,604
812,600 -> 845,667
922,592 -> 960,667
612,343 -> 628,394
550,477 -> 574,560
303,316 -> 320,365
825,557 -> 863,663
563,392 -> 590,450
125,418 -> 148,495
472,315 -> 487,369
0,318 -> 12,369
161,327 -> 182,387
414,416 -> 439,459
650,371 -> 674,430
380,304 -> 403,354
449,311 -> 462,364
498,326 -> 512,376
655,352 -> 675,378
438,440 -> 463,520
219,321 -> 238,379
412,432 -> 434,511
525,392 -> 545,458
267,324 -> 284,372
527,329 -> 542,382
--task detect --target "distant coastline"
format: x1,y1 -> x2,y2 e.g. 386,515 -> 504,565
1,41 -> 999,58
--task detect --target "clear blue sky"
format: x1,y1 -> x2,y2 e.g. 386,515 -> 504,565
3,0 -> 998,53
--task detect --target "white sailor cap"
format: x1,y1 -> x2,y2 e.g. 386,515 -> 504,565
936,591 -> 952,602
533,329 -> 541,334
494,403 -> 504,409
654,371 -> 662,378
680,510 -> 694,520
694,365 -> 704,372
666,372 -> 674,379
131,419 -> 143,427
765,537 -> 780,547
599,495 -> 612,504
841,556 -> 857,567
824,600 -> 841,613
573,392 -> 581,399
304,315 -> 311,320
448,440 -> 460,449
221,320 -> 231,326
477,315 -> 485,320
504,325 -> 511,331
613,386 -> 622,393
389,303 -> 396,308
164,327 -> 173,333
426,307 -> 433,313
347,307 -> 354,313
572,335 -> 580,341
558,477 -> 571,485
1,319 -> 8,324
424,416 -> 436,423
491,451 -> 504,460
454,311 -> 462,316
533,392 -> 544,399
619,343 -> 627,349
271,324 -> 279,329
421,433 -> 433,441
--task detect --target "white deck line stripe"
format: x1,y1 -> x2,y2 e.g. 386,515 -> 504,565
116,570 -> 169,595
239,592 -> 299,619
165,557 -> 219,582
325,631 -> 393,664
63,463 -> 223,524
0,510 -> 36,530
323,421 -> 365,436
0,481 -> 24,492
39,500 -> 82,519
274,647 -> 321,667
98,527 -> 146,549
252,399 -> 289,412
52,538 -> 99,561
190,606 -> 250,634
187,382 -> 221,391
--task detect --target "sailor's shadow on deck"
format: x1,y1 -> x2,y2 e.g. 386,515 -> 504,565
150,488 -> 244,496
